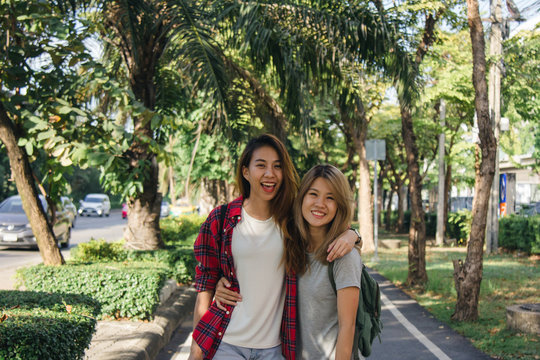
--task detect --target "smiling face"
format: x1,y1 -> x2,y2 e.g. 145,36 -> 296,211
301,177 -> 338,231
242,145 -> 283,203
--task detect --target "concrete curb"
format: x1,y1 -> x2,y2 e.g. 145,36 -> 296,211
84,285 -> 198,360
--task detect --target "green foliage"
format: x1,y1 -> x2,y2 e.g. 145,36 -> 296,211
1,0 -> 94,207
67,216 -> 202,285
69,236 -> 199,285
499,215 -> 540,254
446,210 -> 472,245
160,215 -> 206,246
0,290 -> 100,360
17,263 -> 168,320
126,247 -> 198,285
70,239 -> 127,262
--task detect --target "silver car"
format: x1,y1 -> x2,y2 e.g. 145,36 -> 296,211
78,193 -> 111,217
0,195 -> 71,248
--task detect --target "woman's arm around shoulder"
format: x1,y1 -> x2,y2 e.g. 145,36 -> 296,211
327,228 -> 361,262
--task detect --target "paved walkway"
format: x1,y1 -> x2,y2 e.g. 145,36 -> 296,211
84,286 -> 197,360
153,269 -> 495,360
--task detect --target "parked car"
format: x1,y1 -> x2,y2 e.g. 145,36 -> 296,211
169,200 -> 198,217
0,195 -> 71,248
61,196 -> 77,228
122,201 -> 169,219
160,201 -> 170,217
78,193 -> 111,217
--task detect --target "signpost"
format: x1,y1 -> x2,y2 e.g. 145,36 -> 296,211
365,139 -> 386,262
500,173 -> 507,217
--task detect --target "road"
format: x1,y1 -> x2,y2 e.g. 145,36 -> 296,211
156,270 -> 494,360
0,209 -> 126,290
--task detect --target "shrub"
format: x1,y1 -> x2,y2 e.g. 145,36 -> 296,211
161,214 -> 205,246
0,290 -> 100,360
17,262 -> 168,320
125,246 -> 197,284
446,210 -> 472,245
70,239 -> 127,262
500,214 -> 540,254
70,239 -> 198,284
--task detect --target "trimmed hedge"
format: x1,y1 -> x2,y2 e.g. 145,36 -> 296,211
70,239 -> 197,285
0,290 -> 100,360
500,214 -> 540,254
17,262 -> 168,320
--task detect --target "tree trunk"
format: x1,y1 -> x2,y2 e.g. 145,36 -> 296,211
400,104 -> 427,287
0,103 -> 64,265
377,164 -> 384,225
123,71 -> 163,250
169,134 -> 176,206
124,152 -> 163,250
185,122 -> 202,199
396,10 -> 443,288
397,185 -> 406,233
385,188 -> 394,230
444,163 -> 452,236
452,0 -> 497,321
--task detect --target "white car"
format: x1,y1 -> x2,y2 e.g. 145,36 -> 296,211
78,194 -> 111,217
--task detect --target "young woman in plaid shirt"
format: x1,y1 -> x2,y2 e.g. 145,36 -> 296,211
189,134 -> 359,360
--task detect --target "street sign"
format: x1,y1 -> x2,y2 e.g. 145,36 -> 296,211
366,140 -> 386,161
500,173 -> 507,217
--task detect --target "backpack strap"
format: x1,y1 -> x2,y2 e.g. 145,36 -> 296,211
327,261 -> 337,294
219,203 -> 227,233
216,204 -> 228,278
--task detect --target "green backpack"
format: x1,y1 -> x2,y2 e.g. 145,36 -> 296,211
327,262 -> 383,358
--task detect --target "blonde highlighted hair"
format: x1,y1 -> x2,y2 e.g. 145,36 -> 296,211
292,164 -> 355,274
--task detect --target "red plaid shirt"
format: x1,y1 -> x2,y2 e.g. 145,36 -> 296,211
193,196 -> 297,359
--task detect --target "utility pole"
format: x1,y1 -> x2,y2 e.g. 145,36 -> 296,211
366,139 -> 386,262
436,99 -> 446,247
486,0 -> 503,254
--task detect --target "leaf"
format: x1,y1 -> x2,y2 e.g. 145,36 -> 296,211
25,142 -> 33,156
0,313 -> 7,322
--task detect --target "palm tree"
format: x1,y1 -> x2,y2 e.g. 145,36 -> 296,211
84,0 -> 229,249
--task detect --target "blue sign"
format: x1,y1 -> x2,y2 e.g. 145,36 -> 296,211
499,173 -> 507,203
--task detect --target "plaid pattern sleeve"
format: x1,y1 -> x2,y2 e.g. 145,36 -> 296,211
281,272 -> 297,359
192,198 -> 243,360
194,207 -> 221,292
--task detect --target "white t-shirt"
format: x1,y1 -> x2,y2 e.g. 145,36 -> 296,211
222,207 -> 285,348
297,250 -> 362,359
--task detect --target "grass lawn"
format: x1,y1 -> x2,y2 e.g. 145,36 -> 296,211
364,234 -> 539,360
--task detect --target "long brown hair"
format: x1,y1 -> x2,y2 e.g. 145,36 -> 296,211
293,165 -> 354,274
235,134 -> 300,274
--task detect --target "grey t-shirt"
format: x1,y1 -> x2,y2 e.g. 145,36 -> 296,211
297,250 -> 362,359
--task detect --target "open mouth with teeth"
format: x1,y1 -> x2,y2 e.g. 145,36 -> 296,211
311,210 -> 326,219
261,182 -> 277,193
